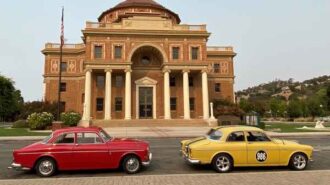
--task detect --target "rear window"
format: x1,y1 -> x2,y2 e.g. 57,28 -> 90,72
42,133 -> 53,144
206,129 -> 223,140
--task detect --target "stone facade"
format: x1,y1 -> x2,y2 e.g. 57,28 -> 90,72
42,0 -> 236,121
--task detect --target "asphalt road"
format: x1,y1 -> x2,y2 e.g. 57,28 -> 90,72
1,136 -> 330,179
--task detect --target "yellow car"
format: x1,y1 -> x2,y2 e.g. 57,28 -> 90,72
181,126 -> 314,173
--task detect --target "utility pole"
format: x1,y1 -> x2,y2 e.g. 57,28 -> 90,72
57,7 -> 64,121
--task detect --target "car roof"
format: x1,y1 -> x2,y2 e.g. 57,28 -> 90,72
215,125 -> 263,133
52,126 -> 102,135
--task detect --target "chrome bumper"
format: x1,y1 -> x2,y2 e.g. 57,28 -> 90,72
142,153 -> 152,167
181,150 -> 200,164
7,162 -> 30,171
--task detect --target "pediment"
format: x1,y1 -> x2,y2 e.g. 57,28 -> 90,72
135,77 -> 158,85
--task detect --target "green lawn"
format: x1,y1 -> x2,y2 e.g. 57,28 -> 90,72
0,128 -> 51,137
265,122 -> 330,132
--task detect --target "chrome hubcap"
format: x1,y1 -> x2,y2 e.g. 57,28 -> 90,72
293,155 -> 307,169
126,158 -> 139,172
39,160 -> 54,176
216,156 -> 230,171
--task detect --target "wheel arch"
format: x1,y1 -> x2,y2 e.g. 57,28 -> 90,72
33,155 -> 58,170
211,152 -> 234,165
288,151 -> 308,165
119,152 -> 142,168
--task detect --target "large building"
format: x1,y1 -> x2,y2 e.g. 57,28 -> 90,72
42,0 -> 236,122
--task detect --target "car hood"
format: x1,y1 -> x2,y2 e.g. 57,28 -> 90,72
272,138 -> 299,145
110,138 -> 149,148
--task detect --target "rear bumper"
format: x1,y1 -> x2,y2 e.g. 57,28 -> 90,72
142,153 -> 152,167
180,150 -> 200,164
7,162 -> 30,171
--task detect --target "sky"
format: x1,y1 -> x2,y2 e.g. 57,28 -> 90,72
0,0 -> 329,101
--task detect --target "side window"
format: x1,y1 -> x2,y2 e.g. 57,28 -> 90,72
247,131 -> 271,142
54,133 -> 75,144
77,132 -> 103,144
227,131 -> 245,142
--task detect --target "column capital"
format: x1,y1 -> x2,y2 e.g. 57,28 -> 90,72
84,68 -> 93,73
201,68 -> 210,74
105,68 -> 112,73
162,68 -> 171,73
182,68 -> 190,74
125,68 -> 132,73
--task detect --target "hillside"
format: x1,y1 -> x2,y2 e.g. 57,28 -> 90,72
236,75 -> 330,102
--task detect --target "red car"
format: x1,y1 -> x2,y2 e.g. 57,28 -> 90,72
8,127 -> 152,177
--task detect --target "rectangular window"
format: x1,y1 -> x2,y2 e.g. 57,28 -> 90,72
189,77 -> 194,87
191,47 -> 199,60
77,133 -> 103,144
215,83 -> 221,92
115,97 -> 123,111
54,133 -> 74,144
170,97 -> 177,111
96,75 -> 105,88
96,98 -> 104,111
61,62 -> 67,72
94,45 -> 103,59
114,46 -> 122,59
170,77 -> 176,87
214,63 -> 220,73
60,82 -> 66,92
189,98 -> 195,111
172,47 -> 180,60
115,76 -> 123,87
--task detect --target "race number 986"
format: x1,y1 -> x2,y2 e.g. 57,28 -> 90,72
256,151 -> 267,162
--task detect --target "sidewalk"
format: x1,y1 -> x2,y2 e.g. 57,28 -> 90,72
0,170 -> 329,185
1,127 -> 330,140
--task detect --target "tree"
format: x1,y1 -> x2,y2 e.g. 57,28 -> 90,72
0,75 -> 24,121
287,100 -> 303,118
213,99 -> 244,117
307,97 -> 324,119
327,85 -> 330,112
18,101 -> 58,120
269,98 -> 287,117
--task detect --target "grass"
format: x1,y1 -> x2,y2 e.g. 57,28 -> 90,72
265,122 -> 330,132
0,128 -> 51,137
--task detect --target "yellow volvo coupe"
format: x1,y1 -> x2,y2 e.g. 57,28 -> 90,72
181,126 -> 313,173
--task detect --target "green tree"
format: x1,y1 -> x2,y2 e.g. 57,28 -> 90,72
287,100 -> 303,118
0,75 -> 24,121
307,97 -> 324,119
239,99 -> 253,113
327,85 -> 330,112
269,98 -> 287,117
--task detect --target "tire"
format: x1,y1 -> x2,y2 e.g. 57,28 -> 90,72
289,153 -> 308,171
122,155 -> 141,174
212,154 -> 233,173
35,157 -> 57,177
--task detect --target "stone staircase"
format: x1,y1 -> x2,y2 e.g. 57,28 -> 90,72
92,119 -> 209,127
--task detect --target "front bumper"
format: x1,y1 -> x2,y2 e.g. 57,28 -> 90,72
142,153 -> 152,167
7,162 -> 30,171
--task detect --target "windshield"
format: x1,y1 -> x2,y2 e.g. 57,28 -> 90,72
206,129 -> 222,140
41,133 -> 53,144
99,129 -> 112,142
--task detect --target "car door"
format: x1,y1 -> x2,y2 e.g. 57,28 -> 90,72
72,132 -> 111,170
225,131 -> 247,165
50,132 -> 75,170
245,131 -> 280,165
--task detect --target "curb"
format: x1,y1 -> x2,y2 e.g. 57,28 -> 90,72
1,132 -> 330,141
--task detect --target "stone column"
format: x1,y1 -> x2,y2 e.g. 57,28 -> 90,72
202,69 -> 210,119
124,68 -> 132,120
183,69 -> 190,119
163,69 -> 171,119
104,69 -> 112,120
82,69 -> 92,121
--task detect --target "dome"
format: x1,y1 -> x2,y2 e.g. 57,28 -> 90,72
98,0 -> 181,24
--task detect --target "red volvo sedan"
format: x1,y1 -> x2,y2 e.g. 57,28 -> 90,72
8,127 -> 152,177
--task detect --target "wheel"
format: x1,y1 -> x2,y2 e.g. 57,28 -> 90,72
212,154 -> 233,173
122,155 -> 141,174
289,153 -> 308,170
35,158 -> 57,177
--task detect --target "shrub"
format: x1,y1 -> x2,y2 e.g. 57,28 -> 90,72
12,119 -> 29,128
60,112 -> 81,127
27,112 -> 54,130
